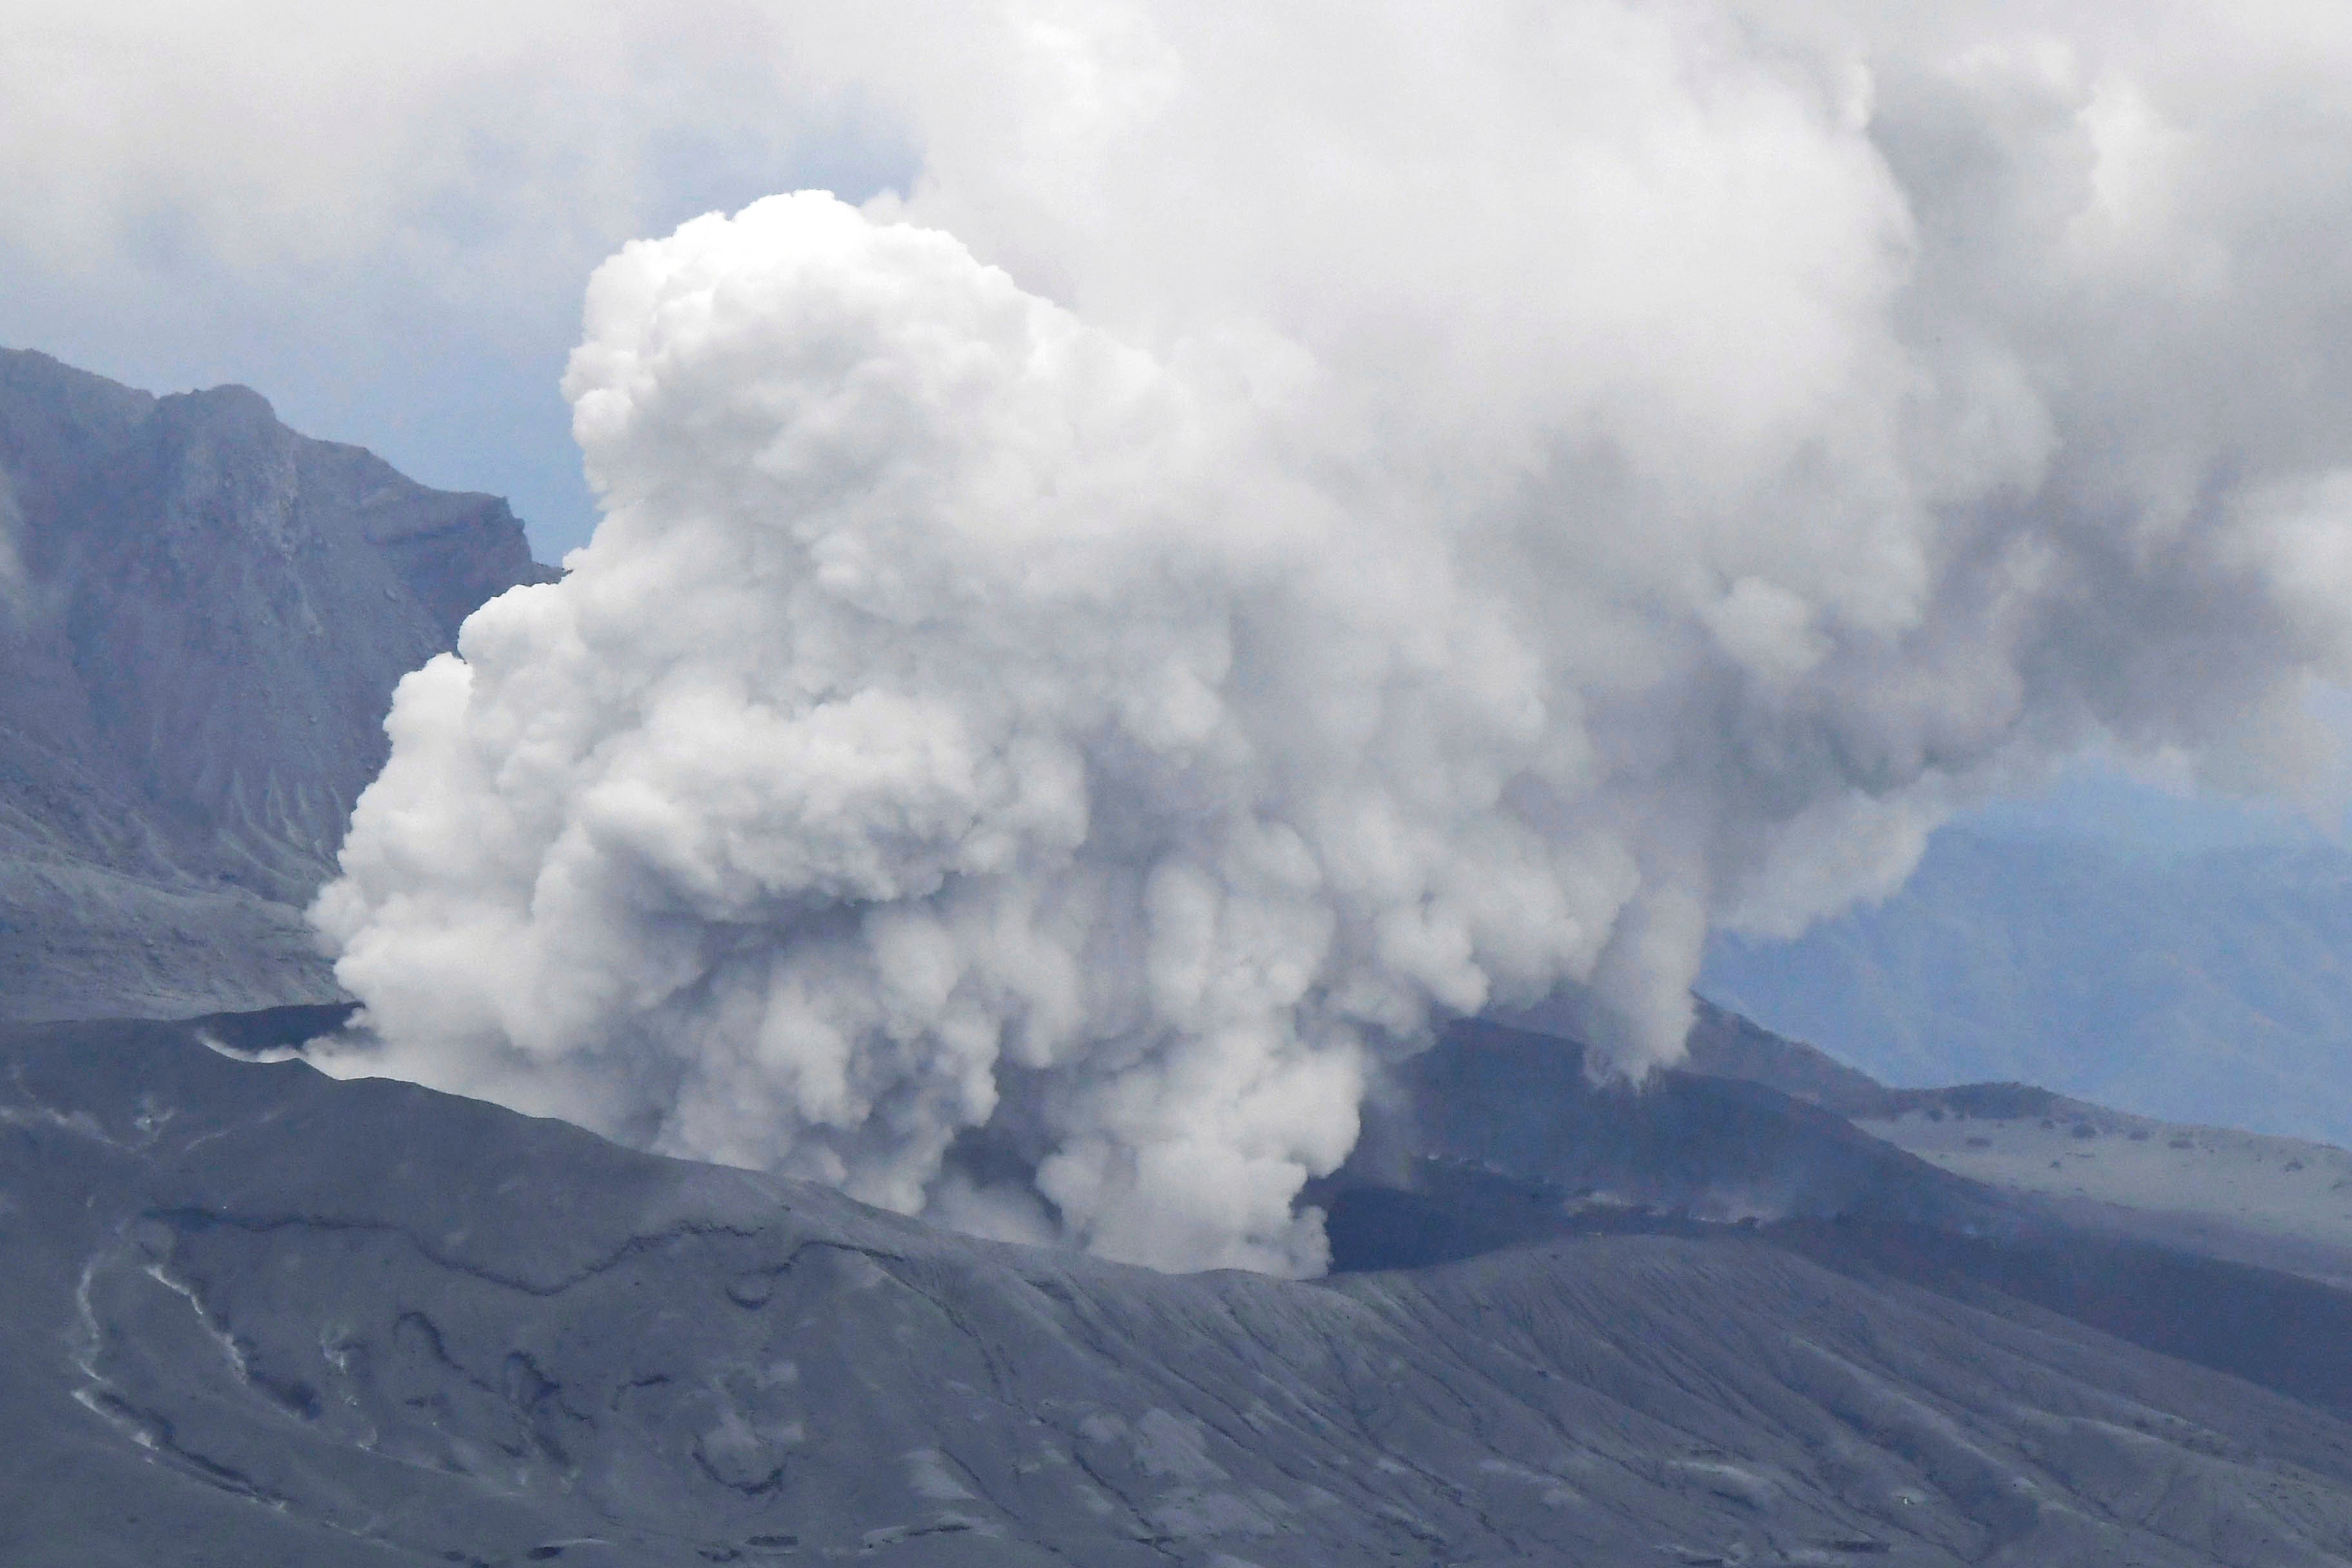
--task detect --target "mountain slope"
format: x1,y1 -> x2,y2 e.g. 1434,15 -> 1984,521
0,348 -> 555,1021
12,1011 -> 2352,1566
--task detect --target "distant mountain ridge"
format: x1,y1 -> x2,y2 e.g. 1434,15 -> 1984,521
0,348 -> 556,1021
1702,826 -> 2352,1146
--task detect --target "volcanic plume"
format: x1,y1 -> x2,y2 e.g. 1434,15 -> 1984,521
315,2 -> 2352,1273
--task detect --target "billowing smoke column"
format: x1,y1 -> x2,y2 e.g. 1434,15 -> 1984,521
315,1 -> 2352,1274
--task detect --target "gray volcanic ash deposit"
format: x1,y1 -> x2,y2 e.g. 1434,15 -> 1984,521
14,1010 -> 2352,1566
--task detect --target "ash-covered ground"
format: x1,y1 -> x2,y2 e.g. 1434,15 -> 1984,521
10,1006 -> 2352,1567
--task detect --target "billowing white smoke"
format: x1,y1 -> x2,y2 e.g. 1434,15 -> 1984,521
314,1 -> 2352,1274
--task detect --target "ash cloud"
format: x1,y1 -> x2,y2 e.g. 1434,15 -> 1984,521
315,1 -> 2352,1274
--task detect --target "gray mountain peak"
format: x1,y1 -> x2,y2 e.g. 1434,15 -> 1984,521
0,347 -> 557,1021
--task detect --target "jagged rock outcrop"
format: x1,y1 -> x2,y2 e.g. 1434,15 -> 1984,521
0,348 -> 556,1020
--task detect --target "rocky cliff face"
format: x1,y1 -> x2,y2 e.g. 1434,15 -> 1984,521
0,348 -> 556,1020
